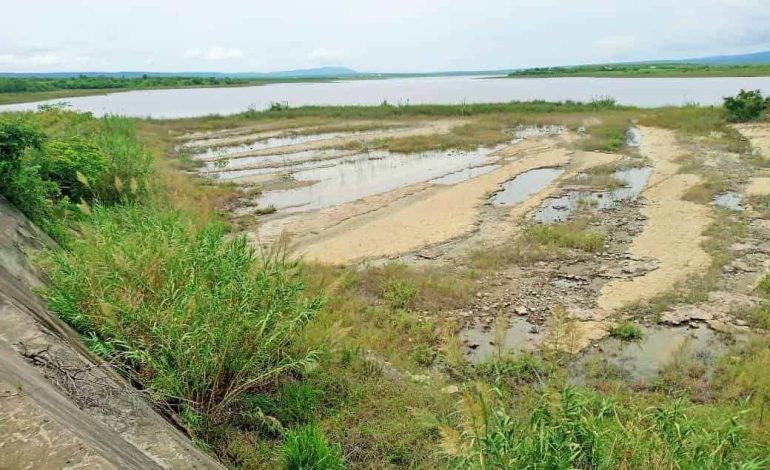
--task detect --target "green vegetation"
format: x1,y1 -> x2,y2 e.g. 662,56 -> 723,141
508,62 -> 770,78
723,89 -> 770,122
525,221 -> 606,253
611,322 -> 644,341
441,384 -> 764,469
282,424 -> 345,470
3,102 -> 770,468
0,75 -> 329,105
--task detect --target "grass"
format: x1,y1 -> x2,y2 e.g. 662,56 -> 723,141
41,204 -> 323,437
749,194 -> 770,218
525,221 -> 606,253
282,424 -> 346,470
611,322 -> 644,341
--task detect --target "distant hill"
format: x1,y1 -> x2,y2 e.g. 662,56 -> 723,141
0,67 -> 360,79
684,50 -> 770,65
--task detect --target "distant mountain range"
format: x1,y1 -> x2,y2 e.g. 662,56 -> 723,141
682,50 -> 770,65
0,50 -> 768,79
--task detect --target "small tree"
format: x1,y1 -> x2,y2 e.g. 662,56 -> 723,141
723,89 -> 766,122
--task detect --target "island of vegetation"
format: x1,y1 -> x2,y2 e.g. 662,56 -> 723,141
508,62 -> 770,78
0,74 -> 331,105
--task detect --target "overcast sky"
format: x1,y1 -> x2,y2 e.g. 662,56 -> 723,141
2,0 -> 769,73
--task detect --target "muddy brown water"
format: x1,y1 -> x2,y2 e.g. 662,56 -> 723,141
535,166 -> 652,223
571,324 -> 730,383
461,318 -> 546,364
489,167 -> 564,206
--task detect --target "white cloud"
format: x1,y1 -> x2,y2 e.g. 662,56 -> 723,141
308,47 -> 345,62
0,52 -> 84,68
205,47 -> 244,60
184,48 -> 201,58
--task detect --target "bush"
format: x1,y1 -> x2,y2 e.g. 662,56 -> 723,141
723,89 -> 766,122
610,322 -> 644,341
41,204 -> 323,432
39,136 -> 107,202
283,424 -> 346,470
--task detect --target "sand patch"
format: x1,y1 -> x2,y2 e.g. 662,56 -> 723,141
746,177 -> 770,196
598,127 -> 712,311
733,123 -> 770,156
295,141 -> 572,263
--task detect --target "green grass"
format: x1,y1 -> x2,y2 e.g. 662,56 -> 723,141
282,424 -> 346,470
41,203 -> 322,436
508,62 -> 770,78
611,322 -> 644,341
525,222 -> 606,253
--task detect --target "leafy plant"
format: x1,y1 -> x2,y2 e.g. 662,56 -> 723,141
723,89 -> 766,122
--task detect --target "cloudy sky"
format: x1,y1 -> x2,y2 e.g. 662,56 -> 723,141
2,0 -> 769,73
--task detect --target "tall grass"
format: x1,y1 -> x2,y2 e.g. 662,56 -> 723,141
441,383 -> 765,469
41,203 -> 322,431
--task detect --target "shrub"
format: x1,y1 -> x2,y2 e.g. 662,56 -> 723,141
723,89 -> 766,122
283,424 -> 346,470
41,204 -> 323,432
611,322 -> 644,341
39,136 -> 107,202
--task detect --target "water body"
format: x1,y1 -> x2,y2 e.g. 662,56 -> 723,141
490,167 -> 564,206
535,166 -> 652,223
572,324 -> 727,382
461,318 -> 545,363
713,191 -> 744,211
3,75 -> 770,118
257,148 -> 498,212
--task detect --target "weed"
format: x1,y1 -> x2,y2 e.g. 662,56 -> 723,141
525,222 -> 606,253
283,424 -> 346,470
41,204 -> 323,434
611,322 -> 644,341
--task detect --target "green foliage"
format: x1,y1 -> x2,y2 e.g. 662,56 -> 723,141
759,275 -> 770,296
40,136 -> 107,201
283,424 -> 346,470
382,279 -> 418,310
41,204 -> 323,431
441,384 -> 764,469
525,223 -> 606,252
611,322 -> 644,341
508,63 -> 770,78
0,75 -> 277,94
723,89 -> 767,122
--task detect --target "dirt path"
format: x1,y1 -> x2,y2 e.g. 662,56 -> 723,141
598,127 -> 712,311
294,140 -> 571,263
733,123 -> 770,156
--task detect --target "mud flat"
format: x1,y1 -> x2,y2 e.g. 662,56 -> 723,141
297,142 -> 572,263
598,128 -> 712,311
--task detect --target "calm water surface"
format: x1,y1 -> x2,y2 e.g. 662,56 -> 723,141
3,75 -> 770,118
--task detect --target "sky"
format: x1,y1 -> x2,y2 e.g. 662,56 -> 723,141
1,0 -> 769,73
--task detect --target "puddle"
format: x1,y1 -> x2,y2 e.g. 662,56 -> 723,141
489,168 -> 563,206
461,317 -> 545,364
571,324 -> 727,383
257,148 -> 499,212
535,166 -> 652,223
626,127 -> 642,147
713,191 -> 743,211
430,164 -> 500,185
191,132 -> 358,160
202,149 -> 354,173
